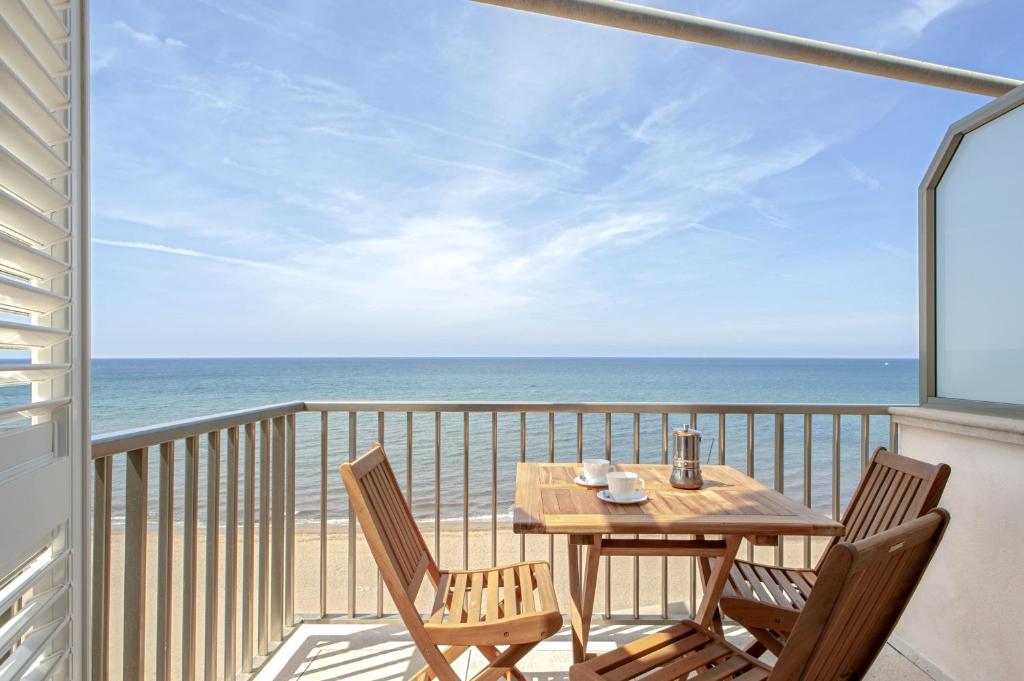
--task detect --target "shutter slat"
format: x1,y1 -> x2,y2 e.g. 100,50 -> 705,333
0,275 -> 68,314
0,584 -> 68,658
0,230 -> 68,278
22,0 -> 67,43
0,59 -> 68,144
0,398 -> 69,426
0,101 -> 68,179
0,548 -> 68,616
0,318 -> 67,347
0,144 -> 69,212
0,363 -> 69,385
0,188 -> 70,246
20,648 -> 68,681
0,0 -> 68,76
0,16 -> 67,109
0,614 -> 69,681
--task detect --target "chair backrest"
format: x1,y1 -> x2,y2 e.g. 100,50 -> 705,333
771,508 -> 949,681
819,447 -> 949,567
340,444 -> 439,612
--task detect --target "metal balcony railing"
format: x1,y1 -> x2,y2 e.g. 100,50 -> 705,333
89,400 -> 901,681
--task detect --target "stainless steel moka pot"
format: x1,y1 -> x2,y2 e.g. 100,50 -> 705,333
670,426 -> 704,490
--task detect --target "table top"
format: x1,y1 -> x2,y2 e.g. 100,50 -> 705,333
513,463 -> 845,537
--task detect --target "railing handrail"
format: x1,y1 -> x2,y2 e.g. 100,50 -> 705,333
304,400 -> 905,415
91,401 -> 305,458
91,399 -> 909,458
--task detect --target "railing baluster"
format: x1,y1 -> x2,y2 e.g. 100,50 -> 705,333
492,411 -> 498,568
347,412 -> 357,619
257,421 -> 270,656
224,427 -> 239,681
91,458 -> 112,681
286,413 -> 296,627
406,412 -> 414,503
718,413 -> 726,464
434,411 -> 442,564
242,423 -> 255,670
271,416 -> 285,642
632,413 -> 640,619
319,413 -> 328,620
890,417 -> 898,452
577,412 -> 585,596
156,442 -> 174,681
377,411 -> 385,617
661,413 -> 669,619
861,414 -> 870,472
746,413 -> 755,562
183,435 -> 200,681
774,414 -> 784,567
464,412 -> 470,571
604,411 -> 611,619
689,412 -> 697,617
124,448 -> 148,681
519,412 -> 526,562
205,431 -> 221,681
803,414 -> 812,569
832,414 -> 842,521
548,412 -> 555,570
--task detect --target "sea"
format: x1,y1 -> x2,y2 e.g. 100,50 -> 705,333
77,358 -> 919,526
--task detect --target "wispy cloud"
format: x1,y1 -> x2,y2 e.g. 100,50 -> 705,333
883,0 -> 965,40
113,21 -> 186,49
93,238 -> 302,275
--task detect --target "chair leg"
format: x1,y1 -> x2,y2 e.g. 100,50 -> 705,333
744,640 -> 768,658
476,646 -> 528,681
470,643 -> 537,681
745,626 -> 785,657
408,645 -> 468,681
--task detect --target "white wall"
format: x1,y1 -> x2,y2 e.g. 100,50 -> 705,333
890,407 -> 1024,681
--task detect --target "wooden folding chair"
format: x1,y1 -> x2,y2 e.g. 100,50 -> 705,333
571,508 -> 950,681
341,444 -> 562,681
717,446 -> 949,655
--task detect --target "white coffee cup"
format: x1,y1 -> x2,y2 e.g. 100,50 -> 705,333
581,458 -> 611,484
607,471 -> 644,500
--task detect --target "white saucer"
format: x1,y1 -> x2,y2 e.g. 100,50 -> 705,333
574,474 -> 607,488
597,489 -> 648,505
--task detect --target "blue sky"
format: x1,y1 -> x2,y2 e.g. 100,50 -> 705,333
89,0 -> 1023,357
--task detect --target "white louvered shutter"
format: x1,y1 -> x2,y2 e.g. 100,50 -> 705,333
0,0 -> 87,680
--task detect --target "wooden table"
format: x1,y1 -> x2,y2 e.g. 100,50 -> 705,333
513,463 -> 844,663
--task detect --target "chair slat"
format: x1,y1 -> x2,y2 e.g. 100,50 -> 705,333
485,569 -> 500,621
773,571 -> 805,608
503,566 -> 518,615
518,564 -> 535,613
430,574 -> 450,624
751,564 -> 787,607
449,572 -> 468,624
468,572 -> 483,623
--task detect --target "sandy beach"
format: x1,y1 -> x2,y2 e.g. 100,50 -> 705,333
102,523 -> 828,680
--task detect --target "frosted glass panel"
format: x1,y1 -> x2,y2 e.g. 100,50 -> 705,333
936,103 -> 1024,405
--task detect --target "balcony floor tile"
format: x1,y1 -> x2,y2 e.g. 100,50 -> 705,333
254,622 -> 935,681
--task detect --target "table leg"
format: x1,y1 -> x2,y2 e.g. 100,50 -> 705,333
695,534 -> 723,634
569,534 -> 603,663
694,535 -> 741,627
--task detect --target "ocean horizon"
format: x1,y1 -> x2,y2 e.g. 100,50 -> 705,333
72,357 -> 917,527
